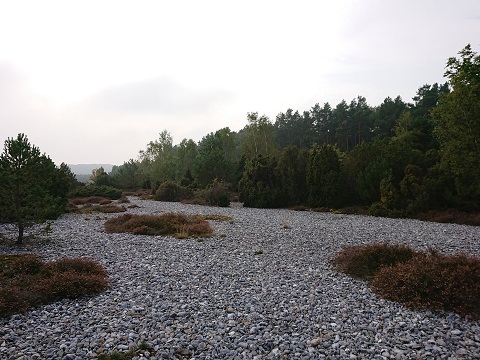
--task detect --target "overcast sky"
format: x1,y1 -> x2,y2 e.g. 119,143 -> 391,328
1,0 -> 479,165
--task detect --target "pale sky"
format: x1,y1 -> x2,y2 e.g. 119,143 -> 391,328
1,0 -> 479,165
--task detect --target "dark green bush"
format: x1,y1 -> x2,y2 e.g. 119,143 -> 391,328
332,242 -> 418,280
154,181 -> 191,202
371,251 -> 480,317
203,179 -> 231,207
69,185 -> 122,200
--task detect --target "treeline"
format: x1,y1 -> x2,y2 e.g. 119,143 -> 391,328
97,45 -> 479,217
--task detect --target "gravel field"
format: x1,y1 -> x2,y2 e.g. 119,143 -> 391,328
1,197 -> 479,359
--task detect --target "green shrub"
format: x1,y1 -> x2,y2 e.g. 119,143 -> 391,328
332,242 -> 418,280
154,181 -> 191,202
371,251 -> 480,317
203,179 -> 230,207
69,185 -> 122,200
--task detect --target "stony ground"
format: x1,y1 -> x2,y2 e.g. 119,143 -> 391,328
0,197 -> 479,359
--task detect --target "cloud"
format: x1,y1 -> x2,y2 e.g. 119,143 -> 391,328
84,77 -> 233,116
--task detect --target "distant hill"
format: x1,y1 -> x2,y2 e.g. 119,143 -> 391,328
68,164 -> 115,175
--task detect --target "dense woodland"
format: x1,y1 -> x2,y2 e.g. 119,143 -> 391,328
91,45 -> 479,218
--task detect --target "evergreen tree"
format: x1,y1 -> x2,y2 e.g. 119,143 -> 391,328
0,134 -> 68,244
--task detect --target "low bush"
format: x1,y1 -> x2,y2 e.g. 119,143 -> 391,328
371,251 -> 480,317
332,242 -> 418,280
69,185 -> 122,200
332,244 -> 480,318
104,213 -> 213,238
203,179 -> 231,207
417,209 -> 480,226
154,181 -> 192,202
0,255 -> 109,317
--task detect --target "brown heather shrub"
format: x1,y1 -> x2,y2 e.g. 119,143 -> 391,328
46,257 -> 108,277
0,255 -> 109,317
417,209 -> 480,226
105,213 -> 213,238
117,196 -> 130,204
311,207 -> 331,213
332,242 -> 418,280
370,251 -> 480,317
35,272 -> 109,299
200,214 -> 234,222
95,204 -> 127,213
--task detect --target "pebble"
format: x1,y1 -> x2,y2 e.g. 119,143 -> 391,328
0,198 -> 479,359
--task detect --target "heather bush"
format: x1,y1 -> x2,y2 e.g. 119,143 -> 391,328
332,242 -> 419,280
104,213 -> 213,238
371,251 -> 480,317
0,255 -> 109,317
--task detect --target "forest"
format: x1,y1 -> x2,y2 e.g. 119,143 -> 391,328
91,45 -> 479,219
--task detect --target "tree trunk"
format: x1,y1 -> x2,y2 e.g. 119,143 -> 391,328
16,222 -> 24,245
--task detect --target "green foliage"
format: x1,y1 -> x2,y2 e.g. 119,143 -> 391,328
0,134 -> 70,244
277,145 -> 308,205
242,112 -> 278,158
306,144 -> 343,208
193,129 -> 237,188
332,243 -> 418,280
433,44 -> 480,210
154,181 -> 192,202
104,213 -> 213,238
138,130 -> 176,189
371,250 -> 480,317
238,155 -> 284,208
0,254 -> 109,317
70,185 -> 122,200
203,179 -> 230,207
111,160 -> 142,189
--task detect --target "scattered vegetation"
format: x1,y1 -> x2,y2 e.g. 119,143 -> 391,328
199,214 -> 233,222
332,243 -> 480,317
104,213 -> 213,238
0,254 -> 109,317
67,197 -> 127,214
97,342 -> 154,360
